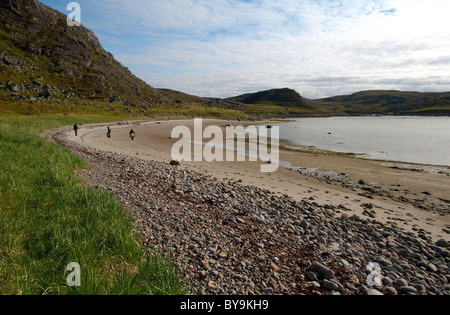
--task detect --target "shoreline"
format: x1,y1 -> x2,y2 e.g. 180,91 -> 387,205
272,116 -> 450,168
59,118 -> 450,241
279,140 -> 450,172
48,120 -> 450,295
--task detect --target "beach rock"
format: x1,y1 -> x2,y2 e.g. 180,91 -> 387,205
399,286 -> 418,294
308,262 -> 334,280
299,220 -> 309,229
377,258 -> 392,267
323,279 -> 343,292
362,209 -> 377,218
262,288 -> 274,294
394,278 -> 408,287
208,281 -> 218,289
383,287 -> 398,295
382,276 -> 393,286
306,271 -> 318,281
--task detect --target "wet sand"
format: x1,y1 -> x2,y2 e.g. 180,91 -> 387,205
66,119 -> 450,242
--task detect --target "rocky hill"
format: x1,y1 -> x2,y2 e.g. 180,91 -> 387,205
0,0 -> 202,108
312,90 -> 450,116
226,88 -> 308,108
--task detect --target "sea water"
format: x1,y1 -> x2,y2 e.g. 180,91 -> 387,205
273,116 -> 450,166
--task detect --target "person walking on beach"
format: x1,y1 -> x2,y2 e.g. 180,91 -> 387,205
107,126 -> 111,138
129,129 -> 135,141
73,123 -> 79,136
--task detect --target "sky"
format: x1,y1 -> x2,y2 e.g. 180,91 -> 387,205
40,0 -> 450,99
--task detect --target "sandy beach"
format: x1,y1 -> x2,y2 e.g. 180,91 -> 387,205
66,119 -> 450,242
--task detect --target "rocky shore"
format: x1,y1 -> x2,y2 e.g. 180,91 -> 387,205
292,166 -> 450,218
51,127 -> 450,295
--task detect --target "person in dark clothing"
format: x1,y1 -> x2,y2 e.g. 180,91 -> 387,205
107,126 -> 111,138
129,129 -> 135,140
73,123 -> 79,136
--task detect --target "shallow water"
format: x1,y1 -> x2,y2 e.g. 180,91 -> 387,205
274,116 -> 450,166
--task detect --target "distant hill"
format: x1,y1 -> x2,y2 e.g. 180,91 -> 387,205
0,0 -> 202,109
226,88 -> 308,108
310,90 -> 450,116
1,1 -> 448,118
212,89 -> 450,117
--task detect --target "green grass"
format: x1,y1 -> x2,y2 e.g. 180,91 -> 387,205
146,103 -> 247,119
0,97 -> 249,120
0,115 -> 188,295
407,107 -> 450,115
244,103 -> 319,116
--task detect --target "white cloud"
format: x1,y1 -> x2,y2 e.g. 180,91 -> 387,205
76,0 -> 450,98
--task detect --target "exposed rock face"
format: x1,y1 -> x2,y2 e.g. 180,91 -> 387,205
0,0 -> 176,106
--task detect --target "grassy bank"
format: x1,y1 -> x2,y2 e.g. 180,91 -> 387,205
0,115 -> 187,295
0,97 -> 248,120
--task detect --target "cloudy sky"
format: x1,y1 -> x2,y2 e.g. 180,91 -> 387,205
41,0 -> 450,99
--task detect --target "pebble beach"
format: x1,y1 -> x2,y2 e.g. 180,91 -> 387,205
49,121 -> 450,295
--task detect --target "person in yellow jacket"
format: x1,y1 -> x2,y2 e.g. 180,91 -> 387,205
129,129 -> 135,140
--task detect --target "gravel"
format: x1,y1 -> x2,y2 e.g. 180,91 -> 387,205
50,127 -> 450,295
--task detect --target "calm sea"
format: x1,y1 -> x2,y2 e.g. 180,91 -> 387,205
274,116 -> 450,166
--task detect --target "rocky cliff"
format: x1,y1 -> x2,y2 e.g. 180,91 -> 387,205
0,0 -> 197,107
